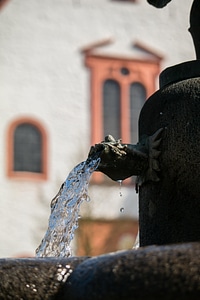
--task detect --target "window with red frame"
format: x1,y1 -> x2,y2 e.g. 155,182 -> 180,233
7,118 -> 48,180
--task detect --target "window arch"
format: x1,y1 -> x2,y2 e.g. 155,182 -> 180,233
103,79 -> 121,140
130,82 -> 146,143
7,117 -> 48,180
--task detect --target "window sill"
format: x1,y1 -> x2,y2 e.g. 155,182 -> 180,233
7,171 -> 47,181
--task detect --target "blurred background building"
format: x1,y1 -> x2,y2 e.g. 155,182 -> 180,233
0,0 -> 194,257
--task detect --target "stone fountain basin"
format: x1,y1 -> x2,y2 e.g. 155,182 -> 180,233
1,242 -> 200,299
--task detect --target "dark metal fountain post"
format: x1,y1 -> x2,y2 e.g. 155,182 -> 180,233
139,0 -> 200,246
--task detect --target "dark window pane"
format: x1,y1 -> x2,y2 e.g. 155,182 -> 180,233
103,79 -> 121,140
130,82 -> 146,143
14,123 -> 42,173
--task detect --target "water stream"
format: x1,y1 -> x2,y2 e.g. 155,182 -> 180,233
36,157 -> 100,257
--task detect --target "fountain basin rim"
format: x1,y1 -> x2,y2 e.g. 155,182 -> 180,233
1,243 -> 200,299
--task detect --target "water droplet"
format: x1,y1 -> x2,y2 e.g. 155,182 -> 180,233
120,207 -> 124,213
117,179 -> 123,197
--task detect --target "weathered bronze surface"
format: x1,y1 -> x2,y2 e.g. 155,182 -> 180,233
88,128 -> 163,186
67,242 -> 200,300
139,75 -> 200,246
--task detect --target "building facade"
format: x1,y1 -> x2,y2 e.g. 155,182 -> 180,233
0,0 -> 194,257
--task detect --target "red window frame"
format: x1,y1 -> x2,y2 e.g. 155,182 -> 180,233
6,117 -> 48,181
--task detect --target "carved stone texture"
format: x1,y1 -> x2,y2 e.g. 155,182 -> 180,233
88,129 -> 163,185
67,242 -> 200,300
1,243 -> 200,299
88,135 -> 148,181
138,61 -> 200,246
0,257 -> 87,300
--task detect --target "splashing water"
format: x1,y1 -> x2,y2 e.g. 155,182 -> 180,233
36,157 -> 100,257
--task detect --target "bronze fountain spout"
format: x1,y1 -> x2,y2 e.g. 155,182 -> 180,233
88,128 -> 163,190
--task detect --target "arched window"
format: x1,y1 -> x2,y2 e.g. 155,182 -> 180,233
7,118 -> 48,180
103,79 -> 121,140
130,82 -> 146,143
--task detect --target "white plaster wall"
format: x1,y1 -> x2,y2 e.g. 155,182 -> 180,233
0,0 -> 194,257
